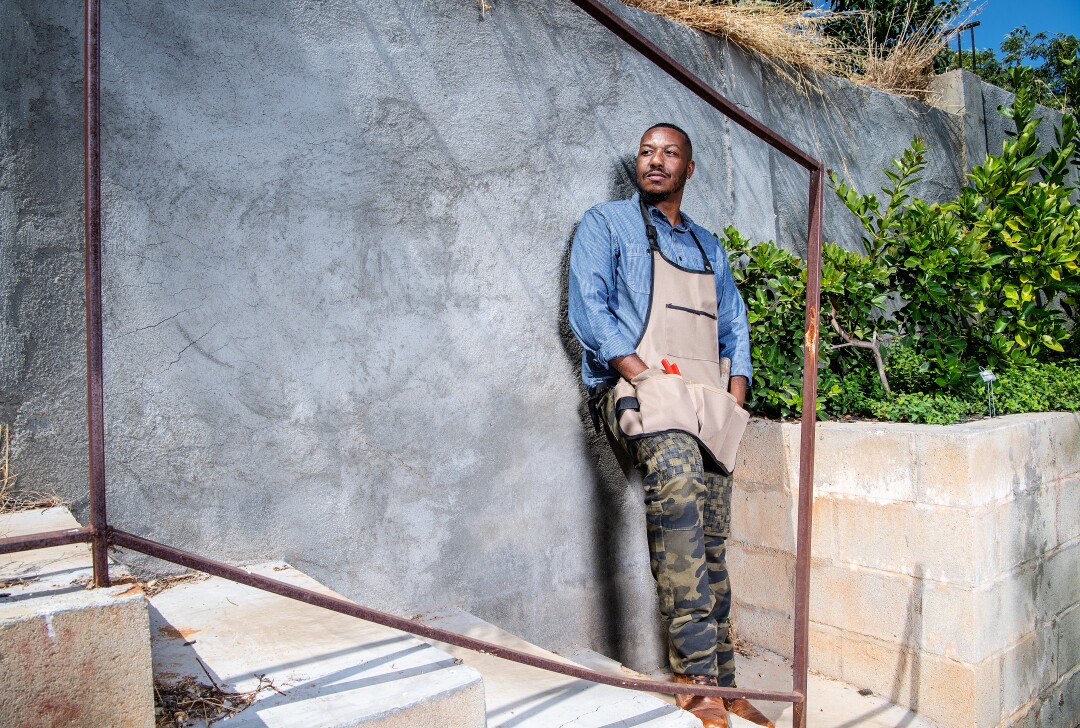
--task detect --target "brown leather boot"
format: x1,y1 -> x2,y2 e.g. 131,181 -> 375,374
673,674 -> 729,728
724,697 -> 775,728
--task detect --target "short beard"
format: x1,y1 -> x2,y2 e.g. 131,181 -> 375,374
636,184 -> 669,205
635,172 -> 688,204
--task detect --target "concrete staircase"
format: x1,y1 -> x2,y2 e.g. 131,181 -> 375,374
149,562 -> 486,727
1,508 -> 941,727
150,572 -> 699,727
0,508 -> 692,727
418,608 -> 700,727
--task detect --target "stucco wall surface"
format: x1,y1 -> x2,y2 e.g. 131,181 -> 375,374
930,69 -> 1067,178
1,0 -> 1070,672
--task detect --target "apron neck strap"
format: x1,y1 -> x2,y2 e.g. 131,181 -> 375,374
686,227 -> 714,274
639,197 -> 714,273
639,197 -> 660,252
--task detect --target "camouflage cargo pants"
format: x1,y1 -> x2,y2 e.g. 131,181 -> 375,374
601,391 -> 736,685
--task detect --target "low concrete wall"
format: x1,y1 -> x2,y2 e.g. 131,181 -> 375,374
0,509 -> 155,727
731,413 -> 1080,728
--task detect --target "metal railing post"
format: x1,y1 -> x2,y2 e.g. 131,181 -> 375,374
84,0 -> 110,588
791,165 -> 825,728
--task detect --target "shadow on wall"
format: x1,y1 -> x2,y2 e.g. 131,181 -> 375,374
892,563 -> 924,722
555,152 -> 667,668
830,564 -> 925,728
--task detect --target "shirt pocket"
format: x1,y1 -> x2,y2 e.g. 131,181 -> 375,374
620,242 -> 653,295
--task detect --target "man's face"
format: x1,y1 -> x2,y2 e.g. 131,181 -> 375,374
635,127 -> 694,202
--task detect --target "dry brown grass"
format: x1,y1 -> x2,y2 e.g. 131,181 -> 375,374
850,3 -> 975,99
153,673 -> 279,727
625,1 -> 851,88
143,572 -> 210,597
618,0 -> 973,101
0,424 -> 67,513
730,623 -> 759,657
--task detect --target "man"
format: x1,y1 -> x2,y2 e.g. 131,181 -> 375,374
568,124 -> 771,728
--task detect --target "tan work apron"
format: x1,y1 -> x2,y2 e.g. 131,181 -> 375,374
608,200 -> 749,475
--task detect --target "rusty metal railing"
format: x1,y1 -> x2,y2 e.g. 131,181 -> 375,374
950,21 -> 982,73
0,1 -> 822,725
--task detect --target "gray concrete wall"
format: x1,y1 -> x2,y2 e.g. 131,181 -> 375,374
930,69 -> 1067,177
1,0 -> 1068,673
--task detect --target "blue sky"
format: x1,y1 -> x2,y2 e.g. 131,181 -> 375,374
971,0 -> 1080,54
810,1 -> 1080,58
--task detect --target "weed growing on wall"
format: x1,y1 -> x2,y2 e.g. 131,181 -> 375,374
731,68 -> 1080,423
0,424 -> 66,513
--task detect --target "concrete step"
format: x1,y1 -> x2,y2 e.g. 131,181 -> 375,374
418,608 -> 703,727
559,645 -> 753,727
0,507 -> 154,727
149,562 -> 485,727
729,647 -> 942,728
570,641 -> 941,728
1,507 -> 942,728
419,609 -> 942,728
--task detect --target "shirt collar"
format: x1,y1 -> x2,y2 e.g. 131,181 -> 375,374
634,192 -> 694,232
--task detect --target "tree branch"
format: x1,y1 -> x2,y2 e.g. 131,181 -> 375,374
828,306 -> 892,394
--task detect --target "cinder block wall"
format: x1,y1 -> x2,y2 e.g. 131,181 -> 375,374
731,413 -> 1080,728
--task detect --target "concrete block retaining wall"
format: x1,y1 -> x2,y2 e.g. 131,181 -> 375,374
731,413 -> 1080,728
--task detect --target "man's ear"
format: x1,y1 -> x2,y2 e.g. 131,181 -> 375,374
687,160 -> 695,179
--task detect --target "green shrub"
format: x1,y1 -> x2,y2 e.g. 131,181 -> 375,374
818,366 -> 884,417
953,68 -> 1080,365
883,343 -> 935,394
994,360 -> 1080,414
866,392 -> 979,425
728,68 -> 1080,423
828,67 -> 1080,382
725,230 -> 808,419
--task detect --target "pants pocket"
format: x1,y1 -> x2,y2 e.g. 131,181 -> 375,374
702,472 -> 732,537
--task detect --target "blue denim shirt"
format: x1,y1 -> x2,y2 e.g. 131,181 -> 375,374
568,193 -> 752,390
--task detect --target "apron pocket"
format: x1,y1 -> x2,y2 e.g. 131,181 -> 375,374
634,373 -> 699,434
689,384 -> 750,473
663,303 -> 719,362
612,378 -> 645,438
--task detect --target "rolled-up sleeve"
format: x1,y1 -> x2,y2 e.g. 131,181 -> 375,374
568,209 -> 637,365
714,244 -> 753,388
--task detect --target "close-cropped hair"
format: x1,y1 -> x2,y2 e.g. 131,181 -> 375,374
644,123 -> 693,159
